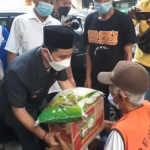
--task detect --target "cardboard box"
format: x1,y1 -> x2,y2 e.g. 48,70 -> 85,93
49,97 -> 104,150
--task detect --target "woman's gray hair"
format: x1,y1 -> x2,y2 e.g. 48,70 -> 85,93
112,85 -> 145,106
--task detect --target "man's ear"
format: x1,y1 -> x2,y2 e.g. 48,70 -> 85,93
119,91 -> 127,102
42,48 -> 49,58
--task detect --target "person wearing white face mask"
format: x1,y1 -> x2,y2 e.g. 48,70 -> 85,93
83,0 -> 137,122
5,0 -> 76,89
1,26 -> 74,150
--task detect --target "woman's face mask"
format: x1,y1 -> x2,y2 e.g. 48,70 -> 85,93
36,1 -> 54,17
46,50 -> 71,71
108,93 -> 121,109
94,1 -> 112,15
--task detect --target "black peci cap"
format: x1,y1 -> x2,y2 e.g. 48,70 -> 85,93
43,25 -> 74,49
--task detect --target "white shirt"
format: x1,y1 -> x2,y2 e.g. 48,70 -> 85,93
84,131 -> 124,150
5,10 -> 61,54
104,130 -> 124,150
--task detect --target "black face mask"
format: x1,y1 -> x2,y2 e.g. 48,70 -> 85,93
58,6 -> 71,16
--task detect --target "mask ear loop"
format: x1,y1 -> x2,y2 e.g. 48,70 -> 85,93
47,50 -> 54,61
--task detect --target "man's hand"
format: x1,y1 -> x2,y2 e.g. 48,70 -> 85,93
146,19 -> 150,26
45,133 -> 70,150
84,78 -> 92,88
45,132 -> 59,147
128,6 -> 142,19
62,19 -> 71,27
55,132 -> 70,150
69,77 -> 76,87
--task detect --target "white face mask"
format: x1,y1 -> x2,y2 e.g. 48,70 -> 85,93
46,51 -> 71,71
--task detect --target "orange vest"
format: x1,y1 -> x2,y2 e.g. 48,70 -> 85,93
112,101 -> 150,150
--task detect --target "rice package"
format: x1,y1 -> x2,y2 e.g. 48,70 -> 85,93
35,88 -> 103,126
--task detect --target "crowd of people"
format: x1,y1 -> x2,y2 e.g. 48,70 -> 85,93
0,0 -> 150,150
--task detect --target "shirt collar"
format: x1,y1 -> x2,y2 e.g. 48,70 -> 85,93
26,9 -> 53,24
35,47 -> 50,78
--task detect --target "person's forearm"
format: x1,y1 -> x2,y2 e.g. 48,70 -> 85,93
12,107 -> 46,140
86,45 -> 92,79
103,120 -> 115,130
124,44 -> 133,61
7,52 -> 18,64
125,53 -> 132,61
66,66 -> 73,79
58,79 -> 74,89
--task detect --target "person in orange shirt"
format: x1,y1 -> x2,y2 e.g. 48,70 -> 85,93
95,61 -> 150,150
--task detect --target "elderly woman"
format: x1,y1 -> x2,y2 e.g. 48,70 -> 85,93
89,61 -> 150,150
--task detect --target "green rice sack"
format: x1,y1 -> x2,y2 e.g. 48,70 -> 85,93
35,88 -> 103,126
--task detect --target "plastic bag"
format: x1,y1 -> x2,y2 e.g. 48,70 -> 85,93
35,88 -> 103,126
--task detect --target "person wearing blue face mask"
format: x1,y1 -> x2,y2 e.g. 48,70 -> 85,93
83,0 -> 137,123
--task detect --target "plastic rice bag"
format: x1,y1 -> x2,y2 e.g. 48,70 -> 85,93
35,88 -> 103,126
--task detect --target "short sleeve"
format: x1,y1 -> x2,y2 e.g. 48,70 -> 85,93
5,18 -> 21,54
104,130 -> 124,150
55,69 -> 68,81
135,0 -> 142,9
6,69 -> 27,108
122,15 -> 137,46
